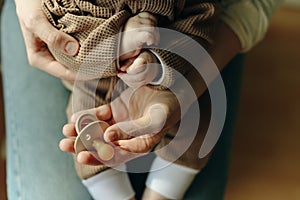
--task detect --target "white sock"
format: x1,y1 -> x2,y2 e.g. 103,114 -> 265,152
146,157 -> 200,200
82,164 -> 135,200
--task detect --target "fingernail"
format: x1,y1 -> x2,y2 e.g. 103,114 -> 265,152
65,42 -> 78,55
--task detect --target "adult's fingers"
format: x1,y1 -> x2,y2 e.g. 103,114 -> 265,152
70,104 -> 112,123
32,53 -> 77,80
107,104 -> 168,153
77,151 -> 104,165
116,134 -> 163,153
75,147 -> 143,166
104,104 -> 167,142
59,138 -> 76,153
62,124 -> 77,137
27,15 -> 79,56
19,23 -> 77,80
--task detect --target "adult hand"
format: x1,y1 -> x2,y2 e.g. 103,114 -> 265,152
61,86 -> 181,166
15,0 -> 80,80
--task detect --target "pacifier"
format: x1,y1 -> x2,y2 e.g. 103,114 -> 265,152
74,113 -> 115,161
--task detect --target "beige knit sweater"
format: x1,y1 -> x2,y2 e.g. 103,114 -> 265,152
42,0 -> 219,88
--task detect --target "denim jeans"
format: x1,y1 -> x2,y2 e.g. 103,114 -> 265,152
1,0 -> 244,199
2,1 -> 91,199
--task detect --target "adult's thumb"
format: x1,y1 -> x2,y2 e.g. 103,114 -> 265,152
34,18 -> 79,56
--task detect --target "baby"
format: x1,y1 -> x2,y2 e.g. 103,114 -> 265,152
42,0 -> 219,199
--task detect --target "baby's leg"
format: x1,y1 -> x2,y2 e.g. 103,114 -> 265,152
142,187 -> 169,200
66,78 -> 136,200
120,12 -> 159,60
143,93 -> 212,199
144,156 -> 201,200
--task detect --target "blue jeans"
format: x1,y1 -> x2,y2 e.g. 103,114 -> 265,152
1,1 -> 91,199
1,0 -> 243,199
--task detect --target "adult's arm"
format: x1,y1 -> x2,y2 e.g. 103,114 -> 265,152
220,0 -> 283,52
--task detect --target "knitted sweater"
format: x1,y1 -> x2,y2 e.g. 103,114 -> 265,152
42,0 -> 219,88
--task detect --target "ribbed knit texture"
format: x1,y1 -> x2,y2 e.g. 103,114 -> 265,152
42,0 -> 219,85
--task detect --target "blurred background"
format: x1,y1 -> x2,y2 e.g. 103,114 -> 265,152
224,1 -> 300,199
0,0 -> 299,199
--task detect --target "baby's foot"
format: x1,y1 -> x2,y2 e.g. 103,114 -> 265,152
120,12 -> 159,61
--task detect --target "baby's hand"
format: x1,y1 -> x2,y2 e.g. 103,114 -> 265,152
118,50 -> 160,88
120,12 -> 159,61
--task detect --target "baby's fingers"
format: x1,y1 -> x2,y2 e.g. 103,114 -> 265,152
138,12 -> 157,25
126,54 -> 151,73
126,62 -> 146,75
137,31 -> 156,46
118,57 -> 147,85
139,29 -> 159,46
119,73 -> 147,88
120,58 -> 135,72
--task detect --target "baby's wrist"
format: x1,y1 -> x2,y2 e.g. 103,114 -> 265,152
150,64 -> 163,85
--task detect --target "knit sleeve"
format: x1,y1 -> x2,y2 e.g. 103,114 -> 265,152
220,0 -> 283,52
42,0 -> 131,78
149,36 -> 209,90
